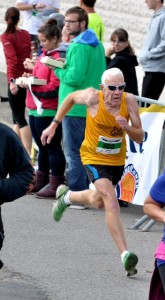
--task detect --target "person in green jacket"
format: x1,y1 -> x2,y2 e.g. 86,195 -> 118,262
43,6 -> 106,208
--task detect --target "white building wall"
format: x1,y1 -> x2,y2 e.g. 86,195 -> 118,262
0,0 -> 152,65
0,0 -> 164,99
60,0 -> 152,50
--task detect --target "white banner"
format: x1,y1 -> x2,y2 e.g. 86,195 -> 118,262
116,105 -> 165,205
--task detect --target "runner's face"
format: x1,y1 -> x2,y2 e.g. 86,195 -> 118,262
64,13 -> 84,36
102,74 -> 125,107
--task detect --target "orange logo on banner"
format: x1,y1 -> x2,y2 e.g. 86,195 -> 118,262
116,164 -> 139,203
120,172 -> 136,203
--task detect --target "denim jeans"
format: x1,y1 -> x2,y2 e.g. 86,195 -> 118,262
62,116 -> 89,191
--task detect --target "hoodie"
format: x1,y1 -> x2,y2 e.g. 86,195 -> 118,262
107,47 -> 139,95
55,29 -> 106,117
139,6 -> 165,72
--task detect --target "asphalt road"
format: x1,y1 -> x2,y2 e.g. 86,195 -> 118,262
0,193 -> 163,300
0,100 -> 162,300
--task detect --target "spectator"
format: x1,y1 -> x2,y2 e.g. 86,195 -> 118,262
0,7 -> 32,156
144,169 -> 165,300
24,19 -> 66,198
0,122 -> 35,268
52,6 -> 106,208
16,0 -> 60,42
80,0 -> 105,42
55,26 -> 75,58
41,68 -> 144,276
139,0 -> 165,101
38,12 -> 65,56
105,28 -> 139,95
23,25 -> 70,72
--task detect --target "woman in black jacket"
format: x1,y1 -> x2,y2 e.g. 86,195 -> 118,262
105,28 -> 139,95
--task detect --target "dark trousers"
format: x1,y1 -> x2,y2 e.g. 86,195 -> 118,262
29,115 -> 65,176
149,261 -> 165,300
142,72 -> 165,100
0,207 -> 4,250
8,86 -> 28,128
159,264 -> 165,293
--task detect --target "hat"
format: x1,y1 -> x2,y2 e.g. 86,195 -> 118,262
48,13 -> 64,29
41,12 -> 64,30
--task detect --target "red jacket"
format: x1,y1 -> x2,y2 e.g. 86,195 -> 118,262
0,29 -> 31,82
26,49 -> 60,110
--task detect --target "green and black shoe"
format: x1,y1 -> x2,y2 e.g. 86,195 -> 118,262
123,252 -> 138,277
52,185 -> 69,222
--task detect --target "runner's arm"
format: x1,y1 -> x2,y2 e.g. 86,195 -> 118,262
41,88 -> 99,145
120,93 -> 144,144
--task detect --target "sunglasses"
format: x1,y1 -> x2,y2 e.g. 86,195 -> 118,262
104,84 -> 126,91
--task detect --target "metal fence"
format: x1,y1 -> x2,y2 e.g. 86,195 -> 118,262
137,95 -> 165,107
129,96 -> 165,232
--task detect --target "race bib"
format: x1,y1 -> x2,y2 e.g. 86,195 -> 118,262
96,136 -> 123,154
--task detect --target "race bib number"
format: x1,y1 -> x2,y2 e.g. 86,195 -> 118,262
96,136 -> 123,154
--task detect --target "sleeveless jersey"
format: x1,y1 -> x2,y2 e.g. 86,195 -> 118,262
80,91 -> 129,166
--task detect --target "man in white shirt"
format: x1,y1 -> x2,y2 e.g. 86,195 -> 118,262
16,0 -> 60,41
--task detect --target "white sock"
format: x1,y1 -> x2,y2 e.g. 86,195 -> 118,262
121,250 -> 129,263
64,190 -> 72,205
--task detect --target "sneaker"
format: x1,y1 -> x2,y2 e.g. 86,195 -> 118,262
118,199 -> 129,207
123,252 -> 138,277
52,185 -> 69,222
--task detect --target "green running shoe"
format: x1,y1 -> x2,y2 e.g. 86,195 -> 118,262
123,252 -> 138,277
52,184 -> 69,222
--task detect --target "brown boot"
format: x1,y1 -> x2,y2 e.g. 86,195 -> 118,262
35,175 -> 65,199
32,171 -> 49,193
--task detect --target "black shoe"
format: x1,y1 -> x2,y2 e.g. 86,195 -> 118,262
0,232 -> 4,250
118,199 -> 129,207
0,259 -> 3,269
0,97 -> 8,102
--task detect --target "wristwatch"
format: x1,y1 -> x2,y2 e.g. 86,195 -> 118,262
10,78 -> 16,83
53,117 -> 61,125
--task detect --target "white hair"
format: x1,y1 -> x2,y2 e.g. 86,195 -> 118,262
101,68 -> 124,84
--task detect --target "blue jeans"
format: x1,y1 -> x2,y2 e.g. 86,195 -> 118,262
62,116 -> 89,191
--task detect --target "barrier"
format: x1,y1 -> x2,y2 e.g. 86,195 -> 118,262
137,95 -> 165,107
129,96 -> 165,232
31,95 -> 165,231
